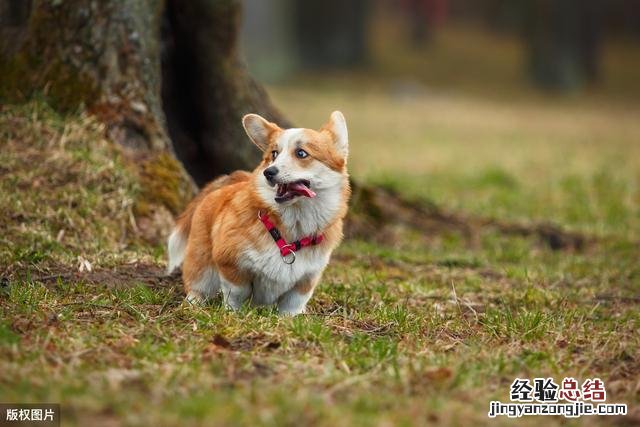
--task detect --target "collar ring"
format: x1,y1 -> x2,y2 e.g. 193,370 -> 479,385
281,245 -> 296,264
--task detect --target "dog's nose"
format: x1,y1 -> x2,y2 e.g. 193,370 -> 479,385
263,166 -> 279,180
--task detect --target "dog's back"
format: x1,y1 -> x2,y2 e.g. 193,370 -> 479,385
166,170 -> 251,274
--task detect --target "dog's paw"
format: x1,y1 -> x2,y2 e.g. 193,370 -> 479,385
221,283 -> 251,311
277,305 -> 306,317
223,296 -> 247,311
185,291 -> 206,306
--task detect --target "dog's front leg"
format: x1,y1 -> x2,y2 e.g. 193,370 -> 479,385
220,277 -> 252,311
277,274 -> 321,316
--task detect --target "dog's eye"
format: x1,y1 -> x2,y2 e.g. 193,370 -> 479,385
295,149 -> 308,159
271,150 -> 278,161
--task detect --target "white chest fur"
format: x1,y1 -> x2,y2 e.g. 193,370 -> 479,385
239,242 -> 330,306
246,174 -> 344,306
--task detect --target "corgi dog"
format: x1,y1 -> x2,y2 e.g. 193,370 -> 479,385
166,111 -> 350,315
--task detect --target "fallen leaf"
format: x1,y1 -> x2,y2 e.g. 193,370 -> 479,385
424,367 -> 453,383
264,341 -> 281,351
46,312 -> 60,326
202,334 -> 232,361
114,334 -> 138,350
77,256 -> 92,272
211,334 -> 231,349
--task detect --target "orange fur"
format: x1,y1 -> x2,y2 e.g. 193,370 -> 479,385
182,172 -> 347,289
175,171 -> 251,238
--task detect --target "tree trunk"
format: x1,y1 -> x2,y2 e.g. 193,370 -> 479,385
161,0 -> 290,186
522,0 -> 603,91
293,0 -> 370,69
0,0 -> 289,189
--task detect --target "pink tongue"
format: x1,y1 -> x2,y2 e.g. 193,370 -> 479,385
289,182 -> 316,198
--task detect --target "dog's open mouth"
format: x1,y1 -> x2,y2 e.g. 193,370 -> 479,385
275,180 -> 316,203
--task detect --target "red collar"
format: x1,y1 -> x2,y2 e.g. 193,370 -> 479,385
258,211 -> 324,264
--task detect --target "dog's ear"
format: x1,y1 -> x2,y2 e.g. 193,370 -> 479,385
323,111 -> 348,157
242,114 -> 280,151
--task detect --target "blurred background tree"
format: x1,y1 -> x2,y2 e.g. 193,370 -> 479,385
293,0 -> 371,69
522,0 -> 602,89
242,0 -> 640,93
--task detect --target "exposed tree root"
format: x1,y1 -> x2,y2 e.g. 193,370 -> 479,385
347,180 -> 591,251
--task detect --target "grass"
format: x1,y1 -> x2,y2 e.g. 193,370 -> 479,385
0,103 -> 148,268
2,29 -> 640,425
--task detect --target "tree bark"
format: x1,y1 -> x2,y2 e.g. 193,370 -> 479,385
0,0 -> 170,150
160,0 -> 290,186
0,0 -> 289,188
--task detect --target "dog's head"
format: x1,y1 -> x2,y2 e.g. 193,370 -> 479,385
242,111 -> 349,205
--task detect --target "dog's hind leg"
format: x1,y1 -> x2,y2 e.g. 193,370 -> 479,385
184,266 -> 220,305
182,233 -> 220,304
220,278 -> 252,310
217,266 -> 252,310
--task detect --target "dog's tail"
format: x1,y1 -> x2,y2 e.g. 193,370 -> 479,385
166,171 -> 252,274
